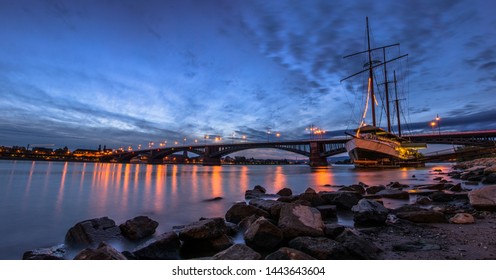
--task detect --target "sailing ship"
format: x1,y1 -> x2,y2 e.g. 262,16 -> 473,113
341,17 -> 426,168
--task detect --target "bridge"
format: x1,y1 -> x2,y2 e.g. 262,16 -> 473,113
106,130 -> 496,166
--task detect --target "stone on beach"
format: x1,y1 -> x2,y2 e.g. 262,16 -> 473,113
65,217 -> 122,248
244,216 -> 283,251
468,185 -> 496,211
132,231 -> 180,260
74,242 -> 127,260
212,244 -> 261,260
396,210 -> 446,223
22,244 -> 66,260
276,187 -> 293,197
352,199 -> 389,226
288,236 -> 349,260
277,204 -> 325,239
225,202 -> 270,224
178,217 -> 227,241
265,247 -> 316,260
319,191 -> 362,209
375,189 -> 410,200
335,228 -> 381,259
449,213 -> 475,224
119,216 -> 158,241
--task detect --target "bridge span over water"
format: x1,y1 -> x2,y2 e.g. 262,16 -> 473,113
108,130 -> 496,166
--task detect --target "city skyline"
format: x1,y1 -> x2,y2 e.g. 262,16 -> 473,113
2,0 -> 496,150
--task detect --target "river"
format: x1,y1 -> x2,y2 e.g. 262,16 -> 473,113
0,160 -> 461,259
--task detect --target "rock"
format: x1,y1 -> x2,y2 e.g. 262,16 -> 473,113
396,210 -> 446,223
249,199 -> 286,218
352,199 -> 389,227
429,191 -> 455,202
244,217 -> 283,251
238,215 -> 259,231
132,232 -> 180,260
324,224 -> 346,239
468,185 -> 496,210
178,217 -> 227,241
203,197 -> 223,202
225,202 -> 270,224
277,188 -> 293,196
320,191 -> 362,209
22,244 -> 66,260
449,183 -> 463,192
449,213 -> 475,224
212,244 -> 262,260
315,205 -> 337,220
119,216 -> 158,241
265,247 -> 316,260
482,173 -> 496,184
288,236 -> 349,260
415,196 -> 432,205
335,228 -> 381,259
393,241 -> 441,251
180,234 -> 233,259
65,217 -> 122,248
339,185 -> 365,194
387,181 -> 409,189
74,242 -> 127,260
278,204 -> 324,239
417,183 -> 446,190
254,185 -> 266,193
297,191 -> 325,206
376,189 -> 410,200
366,185 -> 386,195
225,222 -> 238,236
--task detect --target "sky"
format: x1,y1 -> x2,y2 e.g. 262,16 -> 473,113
1,0 -> 496,150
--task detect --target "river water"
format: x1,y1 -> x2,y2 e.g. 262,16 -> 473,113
0,160 -> 461,259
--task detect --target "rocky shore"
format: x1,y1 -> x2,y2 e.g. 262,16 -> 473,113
23,161 -> 496,260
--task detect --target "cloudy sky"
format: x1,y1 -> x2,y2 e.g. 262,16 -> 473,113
1,0 -> 496,150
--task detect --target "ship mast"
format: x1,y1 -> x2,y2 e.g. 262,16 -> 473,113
393,71 -> 402,137
366,17 -> 376,127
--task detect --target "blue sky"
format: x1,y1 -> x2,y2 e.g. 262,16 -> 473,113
1,0 -> 496,150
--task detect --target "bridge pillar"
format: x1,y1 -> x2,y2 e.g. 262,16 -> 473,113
309,142 -> 328,167
203,146 -> 221,166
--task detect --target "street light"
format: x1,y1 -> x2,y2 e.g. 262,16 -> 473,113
430,121 -> 436,134
435,114 -> 441,135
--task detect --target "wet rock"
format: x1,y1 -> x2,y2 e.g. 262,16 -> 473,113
225,202 -> 270,224
245,185 -> 267,199
396,210 -> 446,223
278,204 -> 324,239
387,181 -> 409,189
415,196 -> 432,205
288,236 -> 349,260
324,224 -> 346,239
449,213 -> 475,224
320,191 -> 362,209
249,199 -> 286,218
366,185 -> 386,195
335,228 -> 381,260
254,185 -> 266,193
212,244 -> 262,260
65,217 -> 122,248
449,183 -> 463,192
393,241 -> 441,251
298,191 -> 325,207
277,196 -> 296,203
180,234 -> 233,258
376,189 -> 409,200
225,222 -> 238,236
203,197 -> 223,202
339,185 -> 365,194
315,205 -> 337,220
277,188 -> 293,197
22,244 -> 66,260
429,191 -> 455,202
417,183 -> 446,190
119,216 -> 158,241
178,217 -> 227,241
352,199 -> 389,227
482,173 -> 496,184
74,242 -> 127,260
238,215 -> 259,231
244,217 -> 283,251
468,185 -> 496,211
265,247 -> 316,260
132,232 -> 180,260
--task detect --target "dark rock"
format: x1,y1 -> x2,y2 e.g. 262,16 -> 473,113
417,183 -> 446,190
65,217 -> 122,248
278,204 -> 324,239
352,199 -> 389,227
249,199 -> 286,219
132,232 -> 180,260
339,185 -> 365,194
393,241 -> 441,251
387,181 -> 409,189
429,191 -> 455,202
297,191 -> 325,207
449,213 -> 475,224
74,242 -> 127,260
320,191 -> 362,209
22,244 -> 66,260
291,199 -> 313,207
212,244 -> 262,260
468,185 -> 496,210
288,236 -> 349,260
225,202 -> 270,224
178,217 -> 227,241
335,228 -> 381,259
304,187 -> 316,194
265,247 -> 316,260
180,234 -> 233,259
449,183 -> 463,192
238,215 -> 259,231
433,177 -> 443,181
315,205 -> 337,220
482,173 -> 496,184
415,196 -> 432,205
277,196 -> 296,203
254,185 -> 266,193
324,224 -> 346,239
277,188 -> 293,196
203,196 -> 223,202
244,217 -> 283,251
467,175 -> 484,182
119,216 -> 158,241
376,189 -> 410,200
448,171 -> 461,179
225,222 -> 238,236
396,210 -> 446,223
366,185 -> 386,195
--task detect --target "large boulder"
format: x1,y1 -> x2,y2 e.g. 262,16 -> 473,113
335,229 -> 381,259
352,199 -> 389,226
23,244 -> 66,260
74,242 -> 127,260
65,217 -> 122,248
320,191 -> 362,209
265,247 -> 316,260
178,218 -> 227,241
119,216 -> 158,241
288,236 -> 349,260
375,189 -> 409,200
315,205 -> 337,220
249,199 -> 286,219
468,185 -> 496,210
212,244 -> 262,260
180,234 -> 233,259
278,204 -> 324,239
277,188 -> 293,197
225,202 -> 269,224
244,217 -> 283,251
132,232 -> 180,260
366,185 -> 386,195
396,210 -> 446,223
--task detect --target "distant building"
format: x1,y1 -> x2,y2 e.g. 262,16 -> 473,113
32,147 -> 53,154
